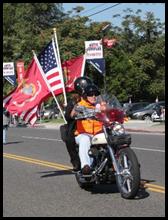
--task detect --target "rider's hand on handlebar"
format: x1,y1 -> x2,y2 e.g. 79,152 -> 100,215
99,101 -> 107,111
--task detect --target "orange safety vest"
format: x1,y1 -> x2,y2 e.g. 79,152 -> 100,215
75,99 -> 103,136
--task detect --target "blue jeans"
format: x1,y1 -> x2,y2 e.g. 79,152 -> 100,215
3,126 -> 7,144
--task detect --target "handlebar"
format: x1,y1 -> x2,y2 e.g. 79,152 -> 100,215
74,105 -> 125,124
74,105 -> 100,120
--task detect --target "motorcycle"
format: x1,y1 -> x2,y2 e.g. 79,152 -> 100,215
75,95 -> 141,199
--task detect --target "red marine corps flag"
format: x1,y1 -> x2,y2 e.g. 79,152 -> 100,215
62,55 -> 86,92
3,58 -> 51,124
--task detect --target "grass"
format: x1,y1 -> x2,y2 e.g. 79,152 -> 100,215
37,118 -> 64,124
49,118 -> 65,124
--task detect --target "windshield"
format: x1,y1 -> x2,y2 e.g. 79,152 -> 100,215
95,94 -> 125,124
97,94 -> 123,109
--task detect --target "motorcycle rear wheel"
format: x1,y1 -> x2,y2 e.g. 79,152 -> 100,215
115,147 -> 140,199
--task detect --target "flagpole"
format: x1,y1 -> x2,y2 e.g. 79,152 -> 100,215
81,54 -> 86,77
53,28 -> 67,107
102,37 -> 106,94
101,24 -> 111,94
32,50 -> 67,124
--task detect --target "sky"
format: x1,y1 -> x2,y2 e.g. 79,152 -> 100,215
62,3 -> 165,26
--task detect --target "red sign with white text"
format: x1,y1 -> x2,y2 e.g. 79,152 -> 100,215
16,61 -> 25,84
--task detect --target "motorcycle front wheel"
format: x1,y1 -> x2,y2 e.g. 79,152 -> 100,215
115,147 -> 140,199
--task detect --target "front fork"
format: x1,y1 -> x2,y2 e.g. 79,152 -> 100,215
107,145 -> 121,175
103,125 -> 121,175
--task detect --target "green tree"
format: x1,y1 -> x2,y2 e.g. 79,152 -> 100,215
3,4 -> 165,103
107,8 -> 165,102
3,3 -> 65,95
3,3 -> 64,64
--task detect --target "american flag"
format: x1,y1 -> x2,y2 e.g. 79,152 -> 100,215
20,105 -> 39,126
3,89 -> 15,109
38,39 -> 64,95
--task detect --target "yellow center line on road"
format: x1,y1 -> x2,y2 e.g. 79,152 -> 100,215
3,153 -> 72,170
140,180 -> 165,193
3,153 -> 165,194
146,188 -> 165,194
142,183 -> 165,194
145,183 -> 165,190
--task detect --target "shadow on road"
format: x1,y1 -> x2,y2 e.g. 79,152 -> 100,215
77,178 -> 155,199
84,183 -> 150,199
133,178 -> 156,200
3,141 -> 24,145
39,172 -> 154,200
39,169 -> 74,178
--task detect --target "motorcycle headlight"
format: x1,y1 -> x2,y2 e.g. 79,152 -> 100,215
112,122 -> 125,135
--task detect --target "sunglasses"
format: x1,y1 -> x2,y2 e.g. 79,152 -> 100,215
87,92 -> 100,97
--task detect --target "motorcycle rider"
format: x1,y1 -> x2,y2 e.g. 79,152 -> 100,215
63,76 -> 93,171
70,84 -> 107,174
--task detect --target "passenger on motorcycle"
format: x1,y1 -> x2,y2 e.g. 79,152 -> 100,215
70,84 -> 107,175
63,76 -> 93,171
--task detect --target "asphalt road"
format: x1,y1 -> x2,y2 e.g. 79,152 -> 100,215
3,127 -> 165,217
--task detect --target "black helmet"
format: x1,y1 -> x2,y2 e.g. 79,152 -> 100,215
84,84 -> 100,97
74,76 -> 92,95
